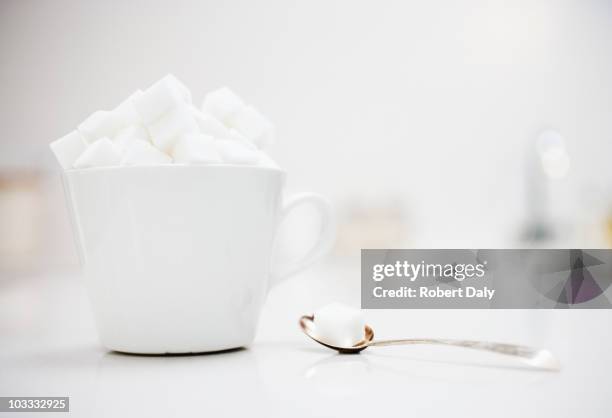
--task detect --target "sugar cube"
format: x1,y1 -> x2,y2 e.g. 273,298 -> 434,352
147,106 -> 199,152
112,90 -> 143,127
214,139 -> 260,165
313,303 -> 366,347
113,125 -> 150,151
133,74 -> 191,124
172,134 -> 222,164
227,129 -> 257,150
49,130 -> 88,170
257,152 -> 280,170
78,110 -> 122,143
201,87 -> 245,125
164,74 -> 191,103
121,140 -> 172,166
73,137 -> 122,168
228,105 -> 276,148
190,106 -> 232,138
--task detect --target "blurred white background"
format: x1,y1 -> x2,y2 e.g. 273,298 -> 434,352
1,0 -> 611,274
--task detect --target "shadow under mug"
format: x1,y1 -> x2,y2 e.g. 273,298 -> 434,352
62,165 -> 335,354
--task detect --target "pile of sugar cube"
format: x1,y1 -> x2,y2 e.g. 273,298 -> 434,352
50,75 -> 278,170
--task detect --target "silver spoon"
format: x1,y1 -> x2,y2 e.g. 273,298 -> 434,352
299,315 -> 560,371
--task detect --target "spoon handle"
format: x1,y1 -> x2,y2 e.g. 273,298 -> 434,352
368,338 -> 559,370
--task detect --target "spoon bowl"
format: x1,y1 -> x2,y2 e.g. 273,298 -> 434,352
299,315 -> 374,354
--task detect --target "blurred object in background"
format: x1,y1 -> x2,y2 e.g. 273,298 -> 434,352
574,183 -> 612,248
607,207 -> 612,247
0,138 -> 79,278
0,169 -> 42,274
521,128 -> 611,249
0,169 -> 78,277
334,198 -> 409,256
521,129 -> 571,244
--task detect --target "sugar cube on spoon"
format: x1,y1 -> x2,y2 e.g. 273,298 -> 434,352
313,303 -> 366,347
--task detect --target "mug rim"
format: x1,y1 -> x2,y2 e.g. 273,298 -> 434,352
64,163 -> 285,175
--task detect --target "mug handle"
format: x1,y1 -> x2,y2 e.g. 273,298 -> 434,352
269,192 -> 336,287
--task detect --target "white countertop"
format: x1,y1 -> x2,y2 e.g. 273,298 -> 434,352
1,261 -> 611,417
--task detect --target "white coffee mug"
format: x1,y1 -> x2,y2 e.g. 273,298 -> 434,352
62,165 -> 335,354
